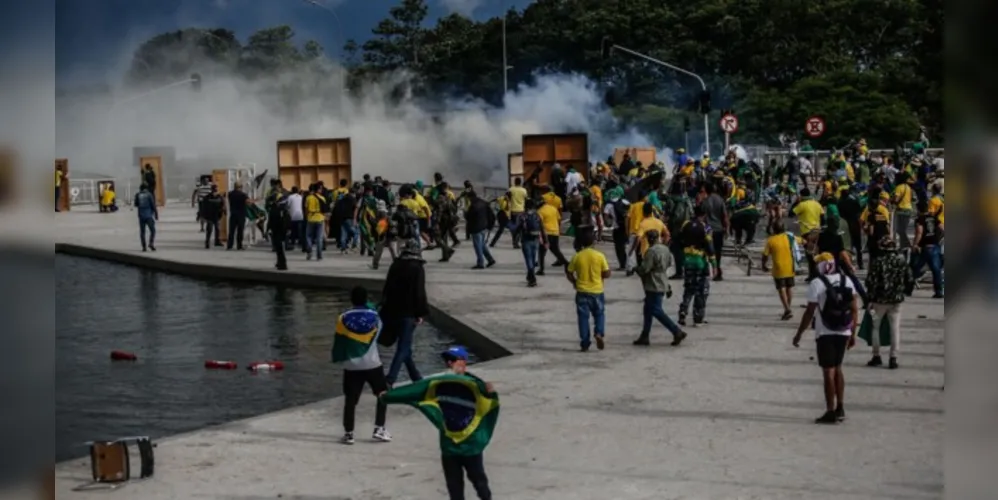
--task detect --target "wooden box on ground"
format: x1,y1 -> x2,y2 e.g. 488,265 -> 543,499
55,159 -> 69,211
138,156 -> 165,206
521,134 -> 589,186
507,153 -> 523,188
613,147 -> 656,168
277,138 -> 351,191
212,169 -> 229,242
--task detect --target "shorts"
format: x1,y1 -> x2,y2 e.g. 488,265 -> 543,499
773,277 -> 795,289
815,335 -> 849,368
343,367 -> 389,405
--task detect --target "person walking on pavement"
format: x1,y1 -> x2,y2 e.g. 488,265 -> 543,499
676,205 -> 717,326
201,184 -> 225,249
464,191 -> 496,269
226,182 -> 249,250
513,199 -> 547,287
267,196 -> 288,270
565,230 -> 611,351
285,186 -> 305,251
304,183 -> 327,260
864,236 -> 913,369
381,238 -> 428,386
507,177 -> 528,249
537,193 -> 568,275
134,183 -> 158,252
912,199 -> 945,298
633,229 -> 688,346
792,252 -> 859,424
700,182 -> 729,281
761,221 -> 803,321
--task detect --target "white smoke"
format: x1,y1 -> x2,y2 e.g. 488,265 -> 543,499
55,53 -> 667,189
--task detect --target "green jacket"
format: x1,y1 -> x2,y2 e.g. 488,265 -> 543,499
382,373 -> 500,456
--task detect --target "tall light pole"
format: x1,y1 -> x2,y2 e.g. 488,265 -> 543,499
301,0 -> 344,52
500,0 -> 512,96
600,37 -> 711,158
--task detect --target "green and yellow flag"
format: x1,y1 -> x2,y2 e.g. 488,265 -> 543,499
383,373 -> 500,456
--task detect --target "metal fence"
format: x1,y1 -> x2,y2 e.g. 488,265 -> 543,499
762,148 -> 945,180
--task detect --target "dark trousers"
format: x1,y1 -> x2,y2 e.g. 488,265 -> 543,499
442,454 -> 492,500
539,235 -> 568,271
713,232 -> 725,267
272,237 -> 287,269
731,212 -> 758,245
612,227 -> 628,270
204,218 -> 222,247
679,268 -> 711,323
641,291 -> 681,337
227,214 -> 245,249
510,212 -> 523,247
489,212 -> 509,246
55,186 -> 61,211
385,317 -> 423,384
290,220 -> 305,250
139,217 -> 156,249
342,367 -> 388,432
668,238 -> 685,276
846,219 -> 863,268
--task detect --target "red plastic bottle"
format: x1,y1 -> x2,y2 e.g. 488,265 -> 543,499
204,360 -> 238,370
247,361 -> 284,372
110,350 -> 137,361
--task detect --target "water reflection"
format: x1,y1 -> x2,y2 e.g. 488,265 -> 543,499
55,255 -> 463,461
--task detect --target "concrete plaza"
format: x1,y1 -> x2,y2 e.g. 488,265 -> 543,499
55,205 -> 944,500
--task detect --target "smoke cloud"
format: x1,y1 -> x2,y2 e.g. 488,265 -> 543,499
55,44 -> 669,196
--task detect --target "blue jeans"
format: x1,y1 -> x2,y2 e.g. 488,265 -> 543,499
913,245 -> 944,296
471,231 -> 494,267
339,219 -> 357,250
306,221 -> 324,258
642,291 -> 681,336
385,317 -> 423,385
139,216 -> 156,249
575,292 -> 606,348
521,238 -> 539,283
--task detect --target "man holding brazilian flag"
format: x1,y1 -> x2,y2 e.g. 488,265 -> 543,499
379,345 -> 499,500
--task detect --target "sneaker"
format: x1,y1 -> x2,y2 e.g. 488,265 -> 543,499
888,357 -> 898,370
678,317 -> 687,326
595,335 -> 605,350
471,265 -> 485,270
341,432 -> 355,445
487,260 -> 496,268
141,247 -> 147,252
835,405 -> 846,422
670,331 -> 688,346
633,337 -> 650,346
149,245 -> 156,252
866,355 -> 883,367
814,411 -> 838,424
536,270 -> 545,276
372,427 -> 392,442
580,344 -> 590,352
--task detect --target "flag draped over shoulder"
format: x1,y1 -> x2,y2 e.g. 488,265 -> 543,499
331,308 -> 380,364
383,373 -> 500,456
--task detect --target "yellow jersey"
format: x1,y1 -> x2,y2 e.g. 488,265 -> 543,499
414,192 -> 432,218
793,199 -> 824,234
508,186 -> 528,213
100,189 -> 115,206
763,233 -> 796,279
893,184 -> 913,211
636,217 -> 667,256
627,201 -> 646,235
568,247 -> 610,295
537,204 -> 561,235
305,193 -> 326,223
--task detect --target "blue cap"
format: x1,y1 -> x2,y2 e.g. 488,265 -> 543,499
441,345 -> 469,361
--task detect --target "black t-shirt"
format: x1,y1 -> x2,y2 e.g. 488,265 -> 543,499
817,230 -> 846,267
333,193 -> 356,220
916,214 -> 941,247
227,190 -> 248,217
201,193 -> 224,220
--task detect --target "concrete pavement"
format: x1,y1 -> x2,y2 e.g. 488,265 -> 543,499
55,205 -> 944,499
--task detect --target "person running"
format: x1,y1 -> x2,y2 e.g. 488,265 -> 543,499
381,238 -> 427,387
513,199 -> 546,287
633,229 -> 687,346
565,230 -> 610,351
333,286 -> 392,444
134,183 -> 158,252
537,193 -> 568,275
488,192 -> 512,248
864,236 -> 914,369
761,221 -> 802,320
676,205 -> 717,326
792,252 -> 859,424
379,346 -> 498,500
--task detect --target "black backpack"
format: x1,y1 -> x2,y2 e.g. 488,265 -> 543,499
816,274 -> 854,331
522,211 -> 542,237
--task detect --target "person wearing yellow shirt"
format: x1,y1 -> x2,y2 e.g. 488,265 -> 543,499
304,185 -> 327,260
54,167 -> 65,212
625,199 -> 646,270
926,183 -> 944,228
892,174 -> 915,248
99,184 -> 117,213
761,220 -> 801,320
861,190 -> 892,261
792,188 -> 824,236
628,203 -> 668,272
541,189 -> 562,213
565,230 -> 611,352
537,198 -> 568,273
507,177 -> 528,248
413,190 -> 434,246
332,178 -> 350,202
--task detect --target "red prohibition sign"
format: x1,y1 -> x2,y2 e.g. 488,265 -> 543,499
720,113 -> 739,133
805,116 -> 825,137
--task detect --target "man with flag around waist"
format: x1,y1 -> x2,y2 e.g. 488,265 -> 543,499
332,286 -> 392,445
379,346 -> 498,500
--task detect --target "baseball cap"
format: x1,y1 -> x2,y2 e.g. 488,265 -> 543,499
441,345 -> 469,362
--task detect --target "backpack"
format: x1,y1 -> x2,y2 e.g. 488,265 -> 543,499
392,205 -> 418,239
670,196 -> 693,228
816,274 -> 854,332
522,211 -> 542,237
136,191 -> 155,211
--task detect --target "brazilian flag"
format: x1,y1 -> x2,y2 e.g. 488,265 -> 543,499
382,373 -> 500,456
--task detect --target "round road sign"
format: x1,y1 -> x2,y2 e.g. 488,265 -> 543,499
719,113 -> 739,133
805,116 -> 825,138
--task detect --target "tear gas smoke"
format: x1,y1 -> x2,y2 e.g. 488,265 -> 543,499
56,48 -> 672,190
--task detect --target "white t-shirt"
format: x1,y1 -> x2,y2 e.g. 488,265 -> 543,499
806,273 -> 857,337
799,157 -> 813,175
286,193 -> 304,221
565,171 -> 583,195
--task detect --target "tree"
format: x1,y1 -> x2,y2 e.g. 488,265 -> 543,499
125,28 -> 240,87
360,0 -> 430,72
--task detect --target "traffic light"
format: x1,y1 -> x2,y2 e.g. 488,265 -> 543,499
191,73 -> 201,91
697,90 -> 711,114
600,36 -> 614,59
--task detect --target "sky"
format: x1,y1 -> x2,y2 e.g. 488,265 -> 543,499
54,0 -> 533,87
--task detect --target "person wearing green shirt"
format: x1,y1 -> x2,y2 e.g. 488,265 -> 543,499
380,346 -> 498,500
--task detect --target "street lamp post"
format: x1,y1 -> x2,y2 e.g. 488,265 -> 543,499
600,38 -> 711,158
